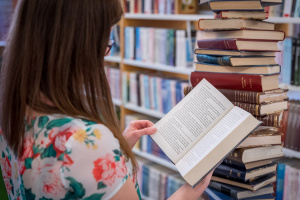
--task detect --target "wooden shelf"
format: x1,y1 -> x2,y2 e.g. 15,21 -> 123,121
283,148 -> 300,160
133,149 -> 177,171
112,98 -> 122,106
104,56 -> 121,63
125,14 -> 300,24
124,103 -> 165,119
123,59 -> 193,75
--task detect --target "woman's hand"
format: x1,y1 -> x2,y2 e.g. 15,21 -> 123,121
168,171 -> 214,200
123,120 -> 157,149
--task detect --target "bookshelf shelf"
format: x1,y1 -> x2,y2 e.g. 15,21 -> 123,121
283,148 -> 300,160
124,13 -> 213,21
112,98 -> 122,106
123,59 -> 194,75
124,103 -> 165,118
133,149 -> 177,171
104,56 -> 121,63
265,17 -> 300,24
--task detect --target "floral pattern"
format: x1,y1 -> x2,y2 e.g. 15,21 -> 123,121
0,115 -> 140,200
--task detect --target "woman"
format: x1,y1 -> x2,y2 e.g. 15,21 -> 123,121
0,0 -> 212,199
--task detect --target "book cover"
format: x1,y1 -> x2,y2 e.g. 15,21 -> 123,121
190,72 -> 279,92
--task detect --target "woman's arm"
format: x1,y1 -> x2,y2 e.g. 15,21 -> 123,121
111,171 -> 213,200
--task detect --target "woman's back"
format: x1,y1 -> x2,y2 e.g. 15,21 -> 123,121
0,115 -> 139,200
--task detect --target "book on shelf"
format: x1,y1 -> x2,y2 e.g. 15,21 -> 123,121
222,159 -> 274,170
199,30 -> 285,41
150,79 -> 261,187
209,181 -> 274,199
198,19 -> 275,31
194,49 -> 276,57
190,72 -> 279,92
211,173 -> 276,191
197,39 -> 280,51
284,101 -> 300,151
196,55 -> 277,66
227,145 -> 283,164
215,11 -> 269,19
195,63 -> 281,75
205,187 -> 276,200
213,163 -> 277,182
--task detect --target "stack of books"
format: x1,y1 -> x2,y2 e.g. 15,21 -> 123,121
185,0 -> 287,199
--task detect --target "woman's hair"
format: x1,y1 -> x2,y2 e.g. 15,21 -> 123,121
0,0 -> 137,171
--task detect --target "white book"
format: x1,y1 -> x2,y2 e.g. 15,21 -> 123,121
155,29 -> 161,64
139,74 -> 145,108
147,28 -> 155,63
141,28 -> 149,62
129,72 -> 138,105
151,79 -> 261,187
155,77 -> 163,113
150,76 -> 155,110
170,80 -> 177,108
283,0 -> 292,17
129,27 -> 135,60
159,0 -> 166,14
145,0 -> 152,14
122,72 -> 128,103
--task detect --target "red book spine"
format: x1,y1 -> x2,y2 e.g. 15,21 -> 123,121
197,39 -> 239,50
190,72 -> 264,92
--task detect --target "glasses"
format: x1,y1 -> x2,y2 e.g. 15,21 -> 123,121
106,39 -> 115,55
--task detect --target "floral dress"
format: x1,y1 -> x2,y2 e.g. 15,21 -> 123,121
0,114 -> 141,200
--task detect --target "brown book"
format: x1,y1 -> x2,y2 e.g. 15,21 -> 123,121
238,129 -> 282,148
194,49 -> 276,57
288,101 -> 300,151
195,63 -> 280,75
215,11 -> 268,20
284,102 -> 298,149
227,145 -> 283,163
255,112 -> 284,128
232,100 -> 288,116
198,19 -> 274,31
184,87 -> 288,105
279,109 -> 289,144
294,104 -> 300,151
199,30 -> 285,41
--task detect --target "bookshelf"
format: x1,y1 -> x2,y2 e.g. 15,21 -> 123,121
104,56 -> 121,63
124,103 -> 165,119
283,148 -> 300,160
112,98 -> 122,106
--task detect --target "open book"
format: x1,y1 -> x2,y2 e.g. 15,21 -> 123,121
151,79 -> 261,187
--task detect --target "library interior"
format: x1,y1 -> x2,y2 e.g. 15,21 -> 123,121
0,0 -> 300,199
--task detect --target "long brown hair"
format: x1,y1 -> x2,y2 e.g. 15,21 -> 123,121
1,0 -> 137,171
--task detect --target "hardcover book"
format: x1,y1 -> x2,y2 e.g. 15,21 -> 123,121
213,163 -> 277,181
209,182 -> 274,199
151,79 -> 261,187
211,173 -> 276,191
227,145 -> 283,163
215,11 -> 269,19
197,39 -> 280,51
190,72 -> 279,92
194,49 -> 276,57
199,30 -> 285,41
222,159 -> 273,170
198,19 -> 274,31
196,55 -> 277,66
195,63 -> 281,75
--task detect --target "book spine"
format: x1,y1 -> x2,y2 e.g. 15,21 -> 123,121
197,39 -> 239,50
232,101 -> 262,116
222,158 -> 246,170
291,38 -> 297,85
255,113 -> 281,128
209,182 -> 238,199
219,89 -> 261,104
190,72 -> 264,92
276,163 -> 286,200
227,149 -> 244,163
196,54 -> 232,66
214,165 -> 247,181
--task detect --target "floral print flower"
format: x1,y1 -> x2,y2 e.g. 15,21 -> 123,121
93,153 -> 118,186
2,156 -> 13,192
94,129 -> 102,140
20,135 -> 34,161
73,129 -> 87,143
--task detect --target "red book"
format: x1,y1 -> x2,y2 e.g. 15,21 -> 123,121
197,39 -> 279,52
190,72 -> 279,92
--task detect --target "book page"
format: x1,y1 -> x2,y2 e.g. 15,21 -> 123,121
175,106 -> 253,176
151,79 -> 234,164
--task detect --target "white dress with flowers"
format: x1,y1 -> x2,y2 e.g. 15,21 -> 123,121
0,115 -> 141,200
